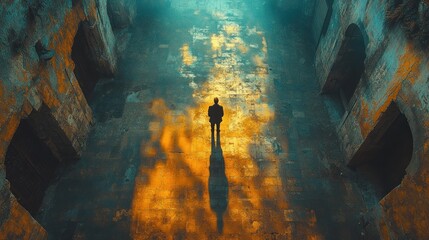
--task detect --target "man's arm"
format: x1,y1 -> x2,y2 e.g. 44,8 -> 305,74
208,106 -> 212,117
220,106 -> 224,117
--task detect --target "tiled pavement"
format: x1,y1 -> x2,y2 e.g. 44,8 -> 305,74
37,1 -> 378,239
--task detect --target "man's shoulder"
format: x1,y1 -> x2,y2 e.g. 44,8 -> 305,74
211,104 -> 223,109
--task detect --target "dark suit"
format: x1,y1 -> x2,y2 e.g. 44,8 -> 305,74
208,104 -> 224,132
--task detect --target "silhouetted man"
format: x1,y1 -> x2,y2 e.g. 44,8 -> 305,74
208,97 -> 224,133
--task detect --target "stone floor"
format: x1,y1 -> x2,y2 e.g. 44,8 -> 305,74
37,0 -> 379,239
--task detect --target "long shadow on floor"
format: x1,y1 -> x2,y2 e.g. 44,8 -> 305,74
209,131 -> 228,233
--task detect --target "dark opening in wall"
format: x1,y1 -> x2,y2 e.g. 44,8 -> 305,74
6,120 -> 58,214
323,24 -> 366,112
71,22 -> 99,101
5,105 -> 77,214
350,103 -> 413,200
320,0 -> 334,37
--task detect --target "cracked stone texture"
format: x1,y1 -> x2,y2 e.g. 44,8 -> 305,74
37,0 -> 379,239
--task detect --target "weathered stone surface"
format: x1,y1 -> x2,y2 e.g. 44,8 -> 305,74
0,0 -> 119,238
107,0 -> 137,29
0,194 -> 47,240
315,0 -> 429,238
35,1 -> 378,239
381,176 -> 429,239
0,0 -> 427,238
83,0 -> 118,76
0,174 -> 10,228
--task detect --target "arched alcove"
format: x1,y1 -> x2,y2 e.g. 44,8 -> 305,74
323,23 -> 366,111
5,105 -> 77,214
350,102 -> 413,200
71,21 -> 99,101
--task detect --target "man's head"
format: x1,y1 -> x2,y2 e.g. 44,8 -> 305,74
214,97 -> 219,104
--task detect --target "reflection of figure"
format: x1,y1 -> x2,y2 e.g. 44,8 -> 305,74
209,131 -> 228,233
208,97 -> 224,133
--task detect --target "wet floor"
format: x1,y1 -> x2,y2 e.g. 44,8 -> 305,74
37,1 -> 378,239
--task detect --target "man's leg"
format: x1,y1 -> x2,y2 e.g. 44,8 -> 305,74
211,123 -> 215,133
216,123 -> 220,132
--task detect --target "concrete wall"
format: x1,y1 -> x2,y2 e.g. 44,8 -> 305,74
315,0 -> 429,239
0,0 -> 119,238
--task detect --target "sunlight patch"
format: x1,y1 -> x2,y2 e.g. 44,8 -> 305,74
181,44 -> 196,66
224,23 -> 240,35
211,34 -> 225,53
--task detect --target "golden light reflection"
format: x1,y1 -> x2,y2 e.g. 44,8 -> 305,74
224,23 -> 240,35
239,46 -> 249,55
181,44 -> 196,66
130,5 -> 322,239
211,34 -> 225,54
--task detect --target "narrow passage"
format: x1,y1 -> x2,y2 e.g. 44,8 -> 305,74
39,1 -> 371,239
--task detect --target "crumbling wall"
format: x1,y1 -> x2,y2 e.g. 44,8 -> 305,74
0,0 -> 118,238
315,0 -> 429,239
107,0 -> 137,30
84,0 -> 117,76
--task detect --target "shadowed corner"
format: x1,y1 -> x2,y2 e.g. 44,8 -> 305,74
209,131 -> 228,234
